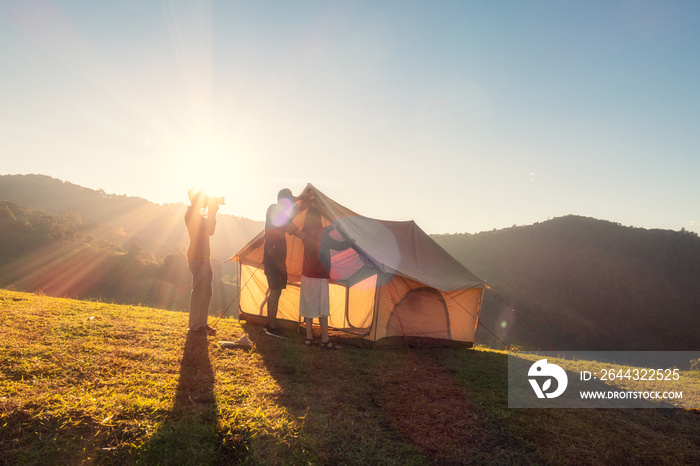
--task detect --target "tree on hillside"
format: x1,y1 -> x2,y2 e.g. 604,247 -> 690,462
61,211 -> 82,230
0,203 -> 16,224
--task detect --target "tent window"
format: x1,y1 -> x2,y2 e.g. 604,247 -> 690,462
342,274 -> 376,330
386,287 -> 451,339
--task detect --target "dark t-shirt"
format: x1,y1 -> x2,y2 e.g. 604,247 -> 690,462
263,204 -> 292,271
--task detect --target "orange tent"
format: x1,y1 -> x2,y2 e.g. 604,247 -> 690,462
232,184 -> 485,347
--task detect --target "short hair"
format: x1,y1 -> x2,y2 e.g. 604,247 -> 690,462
188,188 -> 204,203
277,188 -> 294,202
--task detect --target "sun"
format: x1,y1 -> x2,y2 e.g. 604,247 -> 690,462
168,134 -> 252,212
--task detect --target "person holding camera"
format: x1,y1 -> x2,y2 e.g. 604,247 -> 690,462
185,188 -> 223,335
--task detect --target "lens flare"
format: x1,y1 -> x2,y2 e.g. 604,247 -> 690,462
269,198 -> 294,227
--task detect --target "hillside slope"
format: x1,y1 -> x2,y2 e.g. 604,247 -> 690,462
434,216 -> 700,351
1,290 -> 699,464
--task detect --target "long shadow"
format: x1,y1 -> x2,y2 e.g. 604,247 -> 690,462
433,349 -> 700,465
172,333 -> 216,412
241,325 -> 700,465
139,332 -> 231,465
242,322 -> 498,464
241,323 -> 419,464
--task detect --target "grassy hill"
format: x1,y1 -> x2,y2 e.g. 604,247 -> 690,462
1,290 -> 699,465
434,216 -> 700,351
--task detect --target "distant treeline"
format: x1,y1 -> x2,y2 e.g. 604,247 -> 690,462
0,174 -> 262,260
434,216 -> 700,351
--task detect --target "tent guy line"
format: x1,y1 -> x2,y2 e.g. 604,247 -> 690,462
207,260 -> 264,336
486,284 -> 556,351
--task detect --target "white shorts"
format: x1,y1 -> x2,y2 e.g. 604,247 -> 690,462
299,275 -> 330,319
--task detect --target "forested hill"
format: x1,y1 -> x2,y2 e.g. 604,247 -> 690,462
433,217 -> 700,351
0,174 -> 262,260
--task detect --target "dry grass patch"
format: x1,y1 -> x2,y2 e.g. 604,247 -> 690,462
2,290 -> 699,465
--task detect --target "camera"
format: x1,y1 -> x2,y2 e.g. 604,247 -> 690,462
208,196 -> 226,206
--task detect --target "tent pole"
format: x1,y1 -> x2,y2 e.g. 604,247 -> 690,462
370,275 -> 383,345
237,259 -> 241,317
475,286 -> 485,339
344,286 -> 349,329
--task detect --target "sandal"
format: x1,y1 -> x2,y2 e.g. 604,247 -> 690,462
320,340 -> 342,350
304,338 -> 315,346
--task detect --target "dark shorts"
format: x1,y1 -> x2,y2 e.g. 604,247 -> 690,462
264,262 -> 287,291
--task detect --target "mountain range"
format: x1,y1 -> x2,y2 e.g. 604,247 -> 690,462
2,173 -> 699,351
434,217 -> 700,351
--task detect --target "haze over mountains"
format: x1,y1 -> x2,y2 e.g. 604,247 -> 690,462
1,173 -> 699,351
434,218 -> 700,351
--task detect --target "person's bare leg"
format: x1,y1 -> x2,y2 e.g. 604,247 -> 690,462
319,316 -> 341,349
320,316 -> 329,343
305,318 -> 314,340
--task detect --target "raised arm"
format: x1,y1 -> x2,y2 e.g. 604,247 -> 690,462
285,222 -> 304,239
207,203 -> 219,236
321,225 -> 352,251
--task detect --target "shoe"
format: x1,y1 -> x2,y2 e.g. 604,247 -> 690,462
263,326 -> 288,339
188,325 -> 217,336
320,340 -> 342,350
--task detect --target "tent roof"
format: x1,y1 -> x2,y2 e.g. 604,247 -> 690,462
234,184 -> 484,293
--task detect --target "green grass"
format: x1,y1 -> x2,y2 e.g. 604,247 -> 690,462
1,289 -> 699,465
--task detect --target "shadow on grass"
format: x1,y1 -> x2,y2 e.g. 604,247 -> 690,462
434,348 -> 700,465
242,323 -> 427,464
139,332 -> 244,465
242,323 -> 534,464
242,324 -> 700,465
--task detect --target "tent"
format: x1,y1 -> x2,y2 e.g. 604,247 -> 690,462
232,184 -> 485,348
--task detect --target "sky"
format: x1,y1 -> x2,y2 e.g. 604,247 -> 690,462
2,0 -> 700,234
